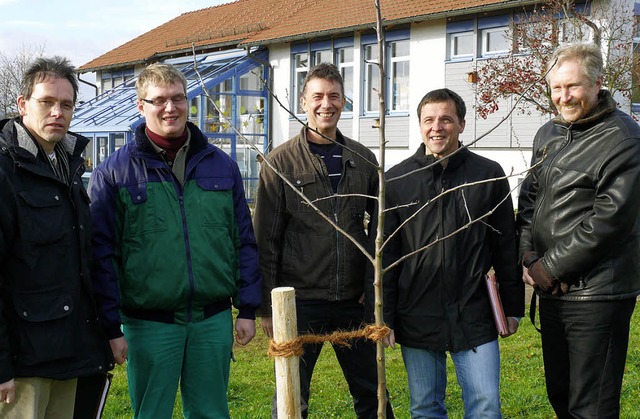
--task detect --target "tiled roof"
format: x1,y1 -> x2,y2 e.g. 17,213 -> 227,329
79,0 -> 529,72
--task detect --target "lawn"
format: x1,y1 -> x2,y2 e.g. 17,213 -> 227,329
103,305 -> 640,418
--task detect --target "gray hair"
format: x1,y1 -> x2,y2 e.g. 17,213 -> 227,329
546,43 -> 603,84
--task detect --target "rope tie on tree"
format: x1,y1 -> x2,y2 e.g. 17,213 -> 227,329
267,324 -> 391,358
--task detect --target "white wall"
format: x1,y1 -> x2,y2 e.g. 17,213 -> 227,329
264,17 -> 554,196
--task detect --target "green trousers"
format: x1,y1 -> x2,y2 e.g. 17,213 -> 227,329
124,309 -> 233,419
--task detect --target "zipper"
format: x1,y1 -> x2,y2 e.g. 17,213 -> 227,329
313,151 -> 341,301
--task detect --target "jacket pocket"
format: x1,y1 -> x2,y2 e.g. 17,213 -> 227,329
16,190 -> 65,244
12,292 -> 78,366
124,182 -> 168,236
195,176 -> 235,227
284,173 -> 321,213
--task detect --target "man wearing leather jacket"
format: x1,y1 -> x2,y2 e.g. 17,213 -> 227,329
518,43 -> 640,418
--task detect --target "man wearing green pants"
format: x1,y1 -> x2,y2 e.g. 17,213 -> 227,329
89,63 -> 261,418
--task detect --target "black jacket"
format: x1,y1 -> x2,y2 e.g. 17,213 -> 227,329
0,118 -> 113,383
254,128 -> 378,314
517,91 -> 640,300
383,144 -> 523,352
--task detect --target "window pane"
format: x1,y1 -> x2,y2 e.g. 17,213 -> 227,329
392,40 -> 410,57
188,97 -> 199,120
341,66 -> 354,112
338,48 -> 354,63
483,27 -> 509,55
451,32 -> 474,57
314,50 -> 332,65
295,70 -> 307,113
204,94 -> 233,133
295,53 -> 308,69
391,60 -> 410,111
366,64 -> 380,112
96,136 -> 108,165
237,96 -> 265,135
240,67 -> 263,91
366,44 -> 379,61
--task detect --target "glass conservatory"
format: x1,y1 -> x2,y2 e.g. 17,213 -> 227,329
70,48 -> 270,201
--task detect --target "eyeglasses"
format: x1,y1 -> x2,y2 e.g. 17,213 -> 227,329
140,95 -> 188,107
30,97 -> 75,113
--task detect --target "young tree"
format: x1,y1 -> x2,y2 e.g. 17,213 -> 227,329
475,0 -> 639,118
0,44 -> 45,119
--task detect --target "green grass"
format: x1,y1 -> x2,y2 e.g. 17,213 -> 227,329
103,307 -> 640,418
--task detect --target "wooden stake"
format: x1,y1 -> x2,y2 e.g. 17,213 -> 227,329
272,287 -> 301,419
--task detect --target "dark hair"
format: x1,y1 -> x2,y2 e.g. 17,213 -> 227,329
416,88 -> 466,122
301,62 -> 344,97
20,56 -> 79,102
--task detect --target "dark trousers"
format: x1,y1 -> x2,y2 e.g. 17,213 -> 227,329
539,297 -> 636,419
272,300 -> 394,419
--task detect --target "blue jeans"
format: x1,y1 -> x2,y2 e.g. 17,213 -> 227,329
401,340 -> 501,418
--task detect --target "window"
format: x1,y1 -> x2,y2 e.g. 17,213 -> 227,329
451,31 -> 474,58
290,39 -> 354,114
337,47 -> 354,112
362,30 -> 411,114
478,15 -> 511,57
447,16 -> 511,59
363,44 -> 380,113
292,52 -> 309,113
390,41 -> 410,111
100,69 -> 134,92
447,20 -> 475,60
481,27 -> 510,56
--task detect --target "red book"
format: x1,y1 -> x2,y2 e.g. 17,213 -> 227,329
486,274 -> 509,337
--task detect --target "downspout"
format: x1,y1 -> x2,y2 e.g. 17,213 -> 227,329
77,73 -> 99,98
245,47 -> 273,153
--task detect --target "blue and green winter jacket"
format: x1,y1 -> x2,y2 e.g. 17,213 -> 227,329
89,122 -> 261,338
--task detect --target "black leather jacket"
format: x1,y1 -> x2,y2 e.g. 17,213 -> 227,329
518,91 -> 640,300
254,128 -> 378,314
0,118 -> 113,382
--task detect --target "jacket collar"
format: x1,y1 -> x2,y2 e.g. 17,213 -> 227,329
0,117 -> 87,160
412,142 -> 468,170
134,121 -> 208,157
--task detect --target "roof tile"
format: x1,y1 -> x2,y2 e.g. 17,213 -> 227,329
80,0 -> 518,71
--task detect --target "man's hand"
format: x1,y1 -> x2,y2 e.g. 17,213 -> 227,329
110,336 -> 128,365
501,317 -> 520,338
235,318 -> 256,346
522,266 -> 536,287
0,379 -> 15,404
383,329 -> 396,349
261,316 -> 274,339
529,260 -> 555,291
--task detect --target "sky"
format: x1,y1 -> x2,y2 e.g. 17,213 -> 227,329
0,0 -> 231,98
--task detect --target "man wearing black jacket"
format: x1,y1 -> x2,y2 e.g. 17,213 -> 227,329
383,88 -> 523,418
518,43 -> 640,418
0,57 -> 113,418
